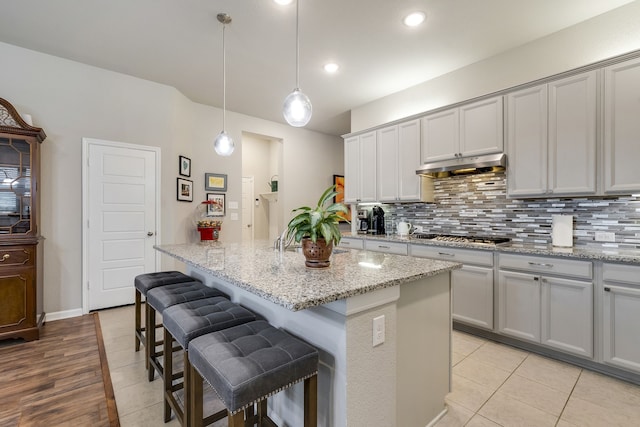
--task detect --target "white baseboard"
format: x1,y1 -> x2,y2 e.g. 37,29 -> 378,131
43,308 -> 84,322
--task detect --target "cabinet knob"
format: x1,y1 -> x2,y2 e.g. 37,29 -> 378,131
604,287 -> 611,292
147,232 -> 154,236
0,254 -> 10,262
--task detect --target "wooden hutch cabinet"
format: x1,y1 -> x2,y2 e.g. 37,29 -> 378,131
0,98 -> 46,341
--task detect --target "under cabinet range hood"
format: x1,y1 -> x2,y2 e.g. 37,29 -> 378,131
415,153 -> 506,177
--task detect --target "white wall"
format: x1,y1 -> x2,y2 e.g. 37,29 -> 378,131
0,41 -> 343,316
351,0 -> 640,132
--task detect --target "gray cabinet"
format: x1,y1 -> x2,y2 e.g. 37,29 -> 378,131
421,96 -> 503,163
344,131 -> 376,203
603,57 -> 640,194
602,263 -> 640,374
498,254 -> 593,358
376,119 -> 424,202
411,245 -> 494,330
365,240 -> 408,255
507,70 -> 597,198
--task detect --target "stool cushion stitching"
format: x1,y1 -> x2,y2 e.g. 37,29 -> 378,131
163,298 -> 256,348
134,271 -> 195,293
146,282 -> 227,312
189,321 -> 318,413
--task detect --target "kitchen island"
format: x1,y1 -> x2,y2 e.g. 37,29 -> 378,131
155,241 -> 460,427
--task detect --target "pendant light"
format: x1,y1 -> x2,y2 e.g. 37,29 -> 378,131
282,0 -> 312,127
213,13 -> 234,156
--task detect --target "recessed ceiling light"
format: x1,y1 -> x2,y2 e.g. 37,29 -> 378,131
403,11 -> 426,27
273,0 -> 293,5
324,63 -> 339,73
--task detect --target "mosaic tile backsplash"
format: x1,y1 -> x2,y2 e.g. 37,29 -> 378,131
369,171 -> 640,250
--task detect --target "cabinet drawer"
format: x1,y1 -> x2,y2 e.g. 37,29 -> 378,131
364,240 -> 408,255
0,246 -> 35,268
338,237 -> 364,250
499,253 -> 592,279
603,263 -> 640,285
410,244 -> 493,266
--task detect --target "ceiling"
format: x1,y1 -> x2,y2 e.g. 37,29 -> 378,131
0,0 -> 635,136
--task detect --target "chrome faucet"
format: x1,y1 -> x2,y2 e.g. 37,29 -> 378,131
274,229 -> 294,253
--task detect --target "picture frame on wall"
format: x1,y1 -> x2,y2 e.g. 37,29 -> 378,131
177,178 -> 193,202
206,193 -> 225,217
179,155 -> 191,177
333,174 -> 350,222
205,173 -> 227,191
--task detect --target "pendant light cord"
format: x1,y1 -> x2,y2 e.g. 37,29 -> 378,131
295,0 -> 300,90
222,22 -> 227,131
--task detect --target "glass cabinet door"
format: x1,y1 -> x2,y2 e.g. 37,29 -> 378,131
0,136 -> 32,235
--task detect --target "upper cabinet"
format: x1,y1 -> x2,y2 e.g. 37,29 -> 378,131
506,70 -> 598,198
603,57 -> 640,194
377,119 -> 425,202
344,131 -> 376,203
422,96 -> 503,164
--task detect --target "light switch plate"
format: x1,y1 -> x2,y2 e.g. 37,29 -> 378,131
372,315 -> 385,347
230,213 -> 239,221
228,201 -> 238,209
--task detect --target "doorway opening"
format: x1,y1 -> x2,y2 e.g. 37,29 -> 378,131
241,132 -> 282,242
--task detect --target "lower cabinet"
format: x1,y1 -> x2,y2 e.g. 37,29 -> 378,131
0,244 -> 40,341
411,245 -> 494,330
602,263 -> 640,374
365,240 -> 408,255
498,254 -> 593,359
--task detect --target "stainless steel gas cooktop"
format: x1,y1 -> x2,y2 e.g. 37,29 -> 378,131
412,233 -> 511,245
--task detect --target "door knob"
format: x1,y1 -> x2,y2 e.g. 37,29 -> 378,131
147,232 -> 154,236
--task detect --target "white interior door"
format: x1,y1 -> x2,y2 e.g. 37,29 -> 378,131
242,176 -> 254,242
82,138 -> 159,311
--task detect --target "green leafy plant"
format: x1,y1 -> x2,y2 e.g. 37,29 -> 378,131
286,185 -> 350,245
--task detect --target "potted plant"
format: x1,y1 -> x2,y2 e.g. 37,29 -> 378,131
286,184 -> 349,268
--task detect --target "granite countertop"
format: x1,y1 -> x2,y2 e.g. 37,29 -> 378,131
154,241 -> 460,311
344,233 -> 640,264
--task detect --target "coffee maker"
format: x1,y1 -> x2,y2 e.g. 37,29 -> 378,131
356,209 -> 368,234
369,206 -> 385,235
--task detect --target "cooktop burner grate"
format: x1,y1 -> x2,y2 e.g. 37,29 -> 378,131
412,233 -> 511,245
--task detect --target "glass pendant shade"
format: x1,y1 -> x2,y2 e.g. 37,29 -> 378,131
283,88 -> 312,127
213,130 -> 234,156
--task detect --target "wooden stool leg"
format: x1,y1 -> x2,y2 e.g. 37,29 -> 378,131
189,363 -> 204,427
147,305 -> 156,380
257,400 -> 268,426
228,410 -> 244,427
135,290 -> 142,351
304,375 -> 317,427
183,350 -> 191,427
163,328 -> 173,422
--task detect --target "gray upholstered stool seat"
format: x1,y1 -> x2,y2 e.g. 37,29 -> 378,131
188,320 -> 319,427
161,297 -> 258,426
145,282 -> 227,381
134,271 -> 195,353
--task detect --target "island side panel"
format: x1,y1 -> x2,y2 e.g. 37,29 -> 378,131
396,272 -> 452,426
346,301 -> 397,426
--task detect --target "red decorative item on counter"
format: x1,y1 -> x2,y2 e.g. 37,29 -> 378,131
196,200 -> 223,241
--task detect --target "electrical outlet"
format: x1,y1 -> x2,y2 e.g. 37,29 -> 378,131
595,231 -> 616,242
372,315 -> 385,347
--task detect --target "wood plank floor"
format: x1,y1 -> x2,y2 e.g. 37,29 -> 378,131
0,314 -> 118,427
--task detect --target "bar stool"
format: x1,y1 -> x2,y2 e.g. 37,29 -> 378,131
146,282 -> 227,381
134,271 -> 196,355
161,296 -> 258,426
188,320 -> 319,427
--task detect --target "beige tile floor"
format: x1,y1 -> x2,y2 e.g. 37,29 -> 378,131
99,305 -> 640,427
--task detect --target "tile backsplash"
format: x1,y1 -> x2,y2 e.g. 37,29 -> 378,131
372,171 -> 640,249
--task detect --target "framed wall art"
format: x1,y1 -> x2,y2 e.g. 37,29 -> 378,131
177,178 -> 193,202
206,193 -> 226,217
333,174 -> 350,222
205,173 -> 227,191
179,155 -> 191,177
